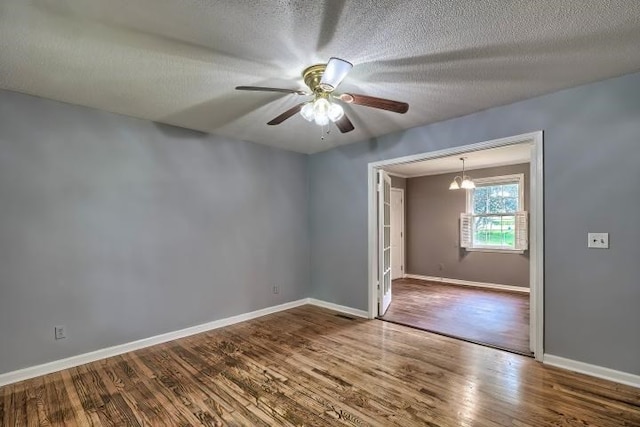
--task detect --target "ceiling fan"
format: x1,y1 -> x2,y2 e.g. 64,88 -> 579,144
235,57 -> 409,134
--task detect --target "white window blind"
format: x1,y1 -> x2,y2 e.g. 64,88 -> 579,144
514,211 -> 528,251
460,213 -> 472,249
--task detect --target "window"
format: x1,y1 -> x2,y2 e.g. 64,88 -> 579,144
460,174 -> 528,252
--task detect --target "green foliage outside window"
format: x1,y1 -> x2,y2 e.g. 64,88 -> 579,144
472,183 -> 519,248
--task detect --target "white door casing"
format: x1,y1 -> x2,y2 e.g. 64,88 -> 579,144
390,188 -> 404,280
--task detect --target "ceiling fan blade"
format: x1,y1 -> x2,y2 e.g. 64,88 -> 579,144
236,86 -> 308,95
335,114 -> 355,133
338,93 -> 409,114
267,103 -> 306,125
320,57 -> 353,91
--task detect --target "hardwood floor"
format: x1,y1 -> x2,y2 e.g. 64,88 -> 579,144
1,305 -> 639,426
381,278 -> 531,355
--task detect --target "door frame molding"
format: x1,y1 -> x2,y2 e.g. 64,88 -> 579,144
390,188 -> 405,280
367,131 -> 544,360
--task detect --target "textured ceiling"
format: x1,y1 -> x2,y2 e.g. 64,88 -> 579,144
384,144 -> 531,177
1,1 -> 640,153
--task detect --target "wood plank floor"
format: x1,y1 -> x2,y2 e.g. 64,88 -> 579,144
381,278 -> 531,355
1,305 -> 639,426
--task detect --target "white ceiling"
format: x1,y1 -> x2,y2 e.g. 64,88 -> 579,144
384,144 -> 531,177
1,1 -> 640,154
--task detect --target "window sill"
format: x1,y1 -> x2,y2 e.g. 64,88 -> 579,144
465,247 -> 526,254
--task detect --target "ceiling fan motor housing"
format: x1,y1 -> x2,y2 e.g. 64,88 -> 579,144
303,64 -> 331,93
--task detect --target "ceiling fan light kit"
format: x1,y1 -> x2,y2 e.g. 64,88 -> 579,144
300,96 -> 345,126
236,57 -> 409,135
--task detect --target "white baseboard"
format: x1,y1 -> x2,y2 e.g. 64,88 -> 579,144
544,354 -> 640,389
308,298 -> 369,318
0,298 -> 309,387
404,274 -> 530,294
0,297 -> 368,387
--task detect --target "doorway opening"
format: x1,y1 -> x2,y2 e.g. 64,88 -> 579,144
368,132 -> 543,359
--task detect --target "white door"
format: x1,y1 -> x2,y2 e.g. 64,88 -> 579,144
379,170 -> 392,315
390,189 -> 404,280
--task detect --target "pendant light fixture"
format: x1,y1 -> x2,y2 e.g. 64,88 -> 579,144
449,157 -> 476,190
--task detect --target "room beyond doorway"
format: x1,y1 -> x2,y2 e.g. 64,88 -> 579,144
382,152 -> 531,355
381,278 -> 532,356
367,131 -> 544,360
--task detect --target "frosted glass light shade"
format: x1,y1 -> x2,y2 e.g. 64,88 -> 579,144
461,177 -> 475,189
327,103 -> 344,122
313,98 -> 330,117
449,179 -> 460,190
300,103 -> 314,121
314,115 -> 330,126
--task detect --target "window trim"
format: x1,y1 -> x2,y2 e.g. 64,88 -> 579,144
465,173 -> 525,252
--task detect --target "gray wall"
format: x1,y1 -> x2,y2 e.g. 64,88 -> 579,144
0,90 -> 309,374
2,72 -> 640,379
309,71 -> 640,375
406,164 -> 530,287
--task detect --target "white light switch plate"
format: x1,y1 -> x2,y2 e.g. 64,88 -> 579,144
587,232 -> 609,249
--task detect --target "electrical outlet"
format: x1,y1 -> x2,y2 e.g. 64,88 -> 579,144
54,326 -> 66,340
272,285 -> 279,294
587,232 -> 609,249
